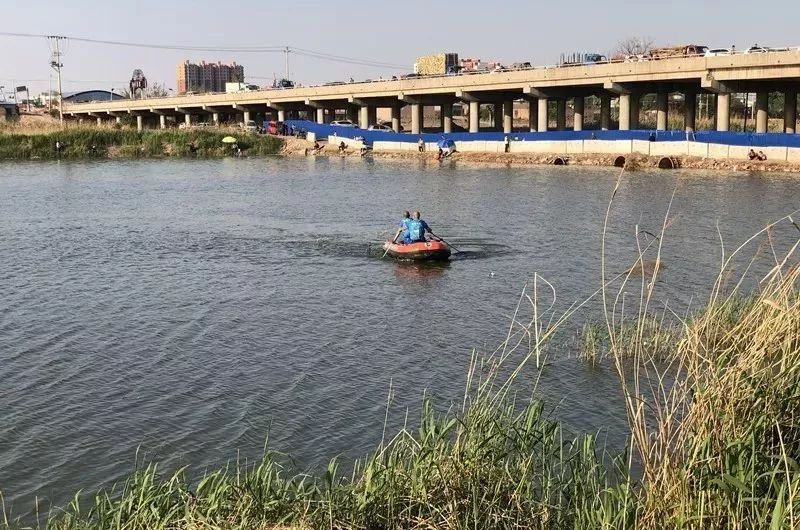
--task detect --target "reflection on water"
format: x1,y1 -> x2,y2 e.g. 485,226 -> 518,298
392,261 -> 450,282
0,159 -> 798,520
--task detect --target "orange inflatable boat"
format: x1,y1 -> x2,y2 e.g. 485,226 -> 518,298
382,239 -> 451,261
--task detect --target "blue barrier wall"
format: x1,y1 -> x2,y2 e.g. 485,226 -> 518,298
283,120 -> 800,148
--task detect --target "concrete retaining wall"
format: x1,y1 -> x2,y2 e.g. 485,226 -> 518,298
368,137 -> 799,163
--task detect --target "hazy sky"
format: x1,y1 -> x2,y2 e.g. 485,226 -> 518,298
2,0 -> 799,97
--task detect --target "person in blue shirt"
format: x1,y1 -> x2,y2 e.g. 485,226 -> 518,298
406,211 -> 432,243
391,211 -> 412,244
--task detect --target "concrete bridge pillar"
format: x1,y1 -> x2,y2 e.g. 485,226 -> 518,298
136,115 -> 143,131
537,98 -> 548,132
359,106 -> 370,129
629,95 -> 640,130
656,89 -> 668,131
684,92 -> 697,132
600,95 -> 611,130
503,100 -> 513,134
391,106 -> 401,132
115,116 -> 122,124
469,101 -> 479,133
556,100 -> 567,131
316,108 -> 324,124
159,115 -> 166,129
528,100 -> 538,132
785,90 -> 797,134
619,94 -> 631,130
573,97 -> 584,131
184,114 -> 192,126
493,103 -> 502,131
716,93 -> 730,132
243,110 -> 251,124
755,92 -> 769,134
94,116 -> 101,126
442,104 -> 453,133
212,112 -> 220,125
411,103 -> 422,134
278,109 -> 286,122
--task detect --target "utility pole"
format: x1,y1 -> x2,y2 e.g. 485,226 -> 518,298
284,46 -> 290,80
48,35 -> 66,127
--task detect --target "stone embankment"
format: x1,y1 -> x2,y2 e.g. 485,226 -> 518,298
281,138 -> 800,173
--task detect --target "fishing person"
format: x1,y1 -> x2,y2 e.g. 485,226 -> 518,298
391,211 -> 413,244
406,211 -> 433,243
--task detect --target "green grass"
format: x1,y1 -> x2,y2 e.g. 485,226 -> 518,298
0,128 -> 283,160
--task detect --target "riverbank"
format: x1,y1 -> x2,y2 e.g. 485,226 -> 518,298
0,127 -> 283,159
282,138 -> 800,173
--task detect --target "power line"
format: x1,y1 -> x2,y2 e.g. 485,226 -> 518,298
0,31 -> 408,69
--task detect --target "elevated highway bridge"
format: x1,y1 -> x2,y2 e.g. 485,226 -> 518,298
64,51 -> 800,135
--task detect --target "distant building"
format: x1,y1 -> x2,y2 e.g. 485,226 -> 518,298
62,90 -> 126,103
177,61 -> 245,94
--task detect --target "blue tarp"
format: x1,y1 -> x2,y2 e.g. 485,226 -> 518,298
285,120 -> 800,148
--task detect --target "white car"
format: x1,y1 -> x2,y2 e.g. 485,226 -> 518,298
241,120 -> 258,132
330,120 -> 358,128
745,45 -> 788,54
368,124 -> 393,132
706,48 -> 732,57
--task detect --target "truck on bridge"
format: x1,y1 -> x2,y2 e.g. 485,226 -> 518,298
559,52 -> 608,66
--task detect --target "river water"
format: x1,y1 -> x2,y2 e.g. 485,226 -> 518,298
0,158 -> 798,520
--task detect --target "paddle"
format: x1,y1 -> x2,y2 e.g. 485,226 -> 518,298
429,232 -> 461,253
381,232 -> 400,259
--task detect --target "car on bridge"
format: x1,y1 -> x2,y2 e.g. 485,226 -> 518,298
706,48 -> 733,57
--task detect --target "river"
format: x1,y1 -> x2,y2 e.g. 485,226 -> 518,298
0,157 -> 797,520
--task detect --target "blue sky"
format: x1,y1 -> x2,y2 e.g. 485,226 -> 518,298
2,0 -> 799,96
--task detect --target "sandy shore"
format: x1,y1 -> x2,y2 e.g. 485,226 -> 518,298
281,138 -> 800,173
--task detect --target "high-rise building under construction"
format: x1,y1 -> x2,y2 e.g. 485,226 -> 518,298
176,61 -> 245,94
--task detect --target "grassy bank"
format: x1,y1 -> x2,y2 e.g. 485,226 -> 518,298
0,127 -> 283,160
2,185 -> 798,529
